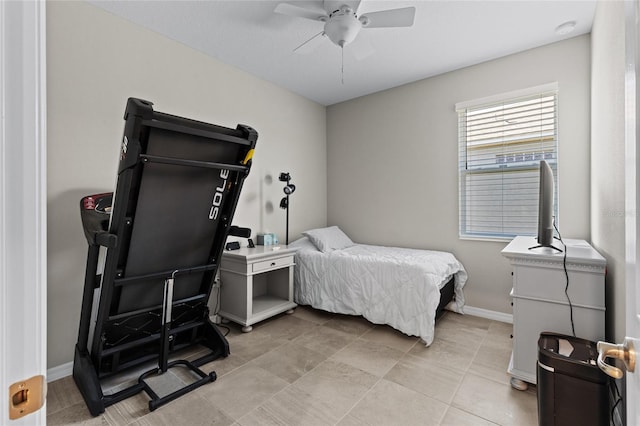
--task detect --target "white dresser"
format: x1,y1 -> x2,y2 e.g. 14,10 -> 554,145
218,246 -> 297,332
501,236 -> 606,390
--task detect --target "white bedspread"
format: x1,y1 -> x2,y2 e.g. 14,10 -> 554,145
291,239 -> 467,346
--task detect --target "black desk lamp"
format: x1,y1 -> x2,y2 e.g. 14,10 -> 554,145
279,172 -> 295,245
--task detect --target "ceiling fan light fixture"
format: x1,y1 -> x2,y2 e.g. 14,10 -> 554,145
324,13 -> 362,47
275,1 -> 416,53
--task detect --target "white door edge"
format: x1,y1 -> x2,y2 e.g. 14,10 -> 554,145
0,0 -> 48,424
625,1 -> 640,425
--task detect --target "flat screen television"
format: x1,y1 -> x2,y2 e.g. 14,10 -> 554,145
531,160 -> 562,252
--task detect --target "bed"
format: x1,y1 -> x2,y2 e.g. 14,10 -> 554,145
290,226 -> 468,346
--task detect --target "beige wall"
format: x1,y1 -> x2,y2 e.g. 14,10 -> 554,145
47,1 -> 622,372
47,1 -> 327,368
590,1 -> 626,343
327,35 -> 591,314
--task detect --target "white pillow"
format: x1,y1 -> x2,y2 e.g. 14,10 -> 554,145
302,226 -> 354,253
287,236 -> 317,251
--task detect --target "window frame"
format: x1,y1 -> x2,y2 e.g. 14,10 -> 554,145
456,83 -> 559,241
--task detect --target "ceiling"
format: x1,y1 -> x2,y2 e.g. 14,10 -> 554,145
91,0 -> 597,106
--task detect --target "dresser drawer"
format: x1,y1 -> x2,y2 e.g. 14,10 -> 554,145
252,255 -> 294,273
513,265 -> 605,308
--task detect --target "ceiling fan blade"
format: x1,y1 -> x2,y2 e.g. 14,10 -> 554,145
294,31 -> 326,54
360,7 -> 416,28
274,2 -> 328,21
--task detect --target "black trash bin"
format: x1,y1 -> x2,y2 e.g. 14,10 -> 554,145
537,332 -> 609,426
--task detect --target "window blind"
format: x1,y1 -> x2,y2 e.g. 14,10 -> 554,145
457,86 -> 558,240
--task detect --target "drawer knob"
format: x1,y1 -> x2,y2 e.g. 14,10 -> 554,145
271,262 -> 276,266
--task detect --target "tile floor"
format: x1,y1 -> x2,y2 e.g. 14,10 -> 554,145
46,306 -> 538,425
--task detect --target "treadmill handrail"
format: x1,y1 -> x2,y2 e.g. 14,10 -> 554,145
141,118 -> 253,146
140,154 -> 250,173
113,263 -> 219,287
95,232 -> 117,248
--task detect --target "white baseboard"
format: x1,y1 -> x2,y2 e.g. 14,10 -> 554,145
463,305 -> 513,324
47,361 -> 73,382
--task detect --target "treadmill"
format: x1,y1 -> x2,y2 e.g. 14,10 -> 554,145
73,98 -> 257,416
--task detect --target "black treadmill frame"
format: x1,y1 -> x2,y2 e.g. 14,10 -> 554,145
73,98 -> 258,416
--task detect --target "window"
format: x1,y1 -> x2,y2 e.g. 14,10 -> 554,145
456,84 -> 558,240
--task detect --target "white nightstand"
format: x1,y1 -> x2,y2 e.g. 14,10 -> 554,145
218,246 -> 297,332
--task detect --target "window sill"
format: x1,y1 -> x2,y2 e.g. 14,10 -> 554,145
459,235 -> 523,243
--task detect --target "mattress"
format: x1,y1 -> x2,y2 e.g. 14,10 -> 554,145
290,238 -> 467,346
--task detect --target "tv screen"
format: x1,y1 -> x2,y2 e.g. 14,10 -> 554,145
537,160 -> 554,246
533,160 -> 561,252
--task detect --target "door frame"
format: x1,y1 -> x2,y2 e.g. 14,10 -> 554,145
0,0 -> 47,424
625,0 -> 640,424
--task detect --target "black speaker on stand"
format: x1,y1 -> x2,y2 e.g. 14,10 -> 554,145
279,172 -> 295,245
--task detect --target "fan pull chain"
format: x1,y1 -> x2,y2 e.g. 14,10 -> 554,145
341,46 -> 344,85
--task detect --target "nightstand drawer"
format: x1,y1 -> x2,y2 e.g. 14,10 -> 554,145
252,255 -> 294,273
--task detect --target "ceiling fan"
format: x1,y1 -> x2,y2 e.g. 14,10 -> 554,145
274,1 -> 416,53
